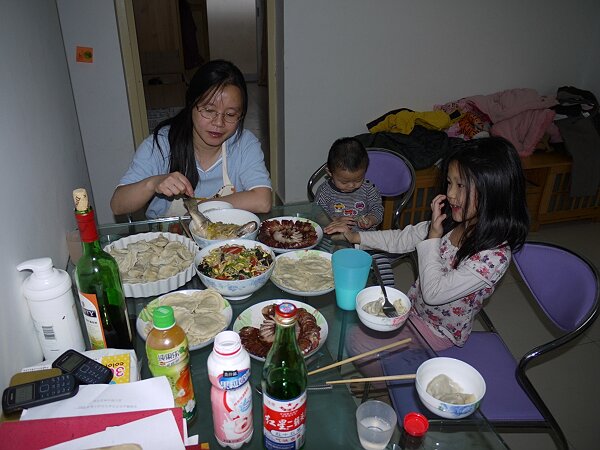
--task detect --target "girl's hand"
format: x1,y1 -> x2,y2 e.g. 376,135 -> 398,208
428,194 -> 447,239
324,216 -> 356,235
154,172 -> 194,198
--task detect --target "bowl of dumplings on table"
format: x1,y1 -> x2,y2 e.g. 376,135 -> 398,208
415,357 -> 486,419
104,232 -> 198,298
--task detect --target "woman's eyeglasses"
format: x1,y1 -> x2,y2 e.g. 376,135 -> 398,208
196,106 -> 241,124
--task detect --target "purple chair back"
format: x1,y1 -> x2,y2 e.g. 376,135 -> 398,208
513,242 -> 599,331
365,149 -> 413,197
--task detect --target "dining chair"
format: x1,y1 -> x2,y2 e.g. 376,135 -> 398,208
383,241 -> 599,450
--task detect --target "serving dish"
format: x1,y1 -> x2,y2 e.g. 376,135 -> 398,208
270,250 -> 334,297
232,299 -> 328,361
257,216 -> 323,254
194,239 -> 275,301
189,208 -> 260,249
136,289 -> 232,351
104,232 -> 197,298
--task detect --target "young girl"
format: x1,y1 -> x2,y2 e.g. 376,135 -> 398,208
337,137 -> 529,351
111,60 -> 272,219
316,137 -> 384,232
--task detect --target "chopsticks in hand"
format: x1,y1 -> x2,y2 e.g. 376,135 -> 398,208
307,338 -> 411,376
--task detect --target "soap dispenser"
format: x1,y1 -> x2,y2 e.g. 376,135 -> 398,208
17,257 -> 86,361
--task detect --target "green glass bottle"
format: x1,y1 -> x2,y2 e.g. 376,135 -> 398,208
262,303 -> 308,449
73,188 -> 133,350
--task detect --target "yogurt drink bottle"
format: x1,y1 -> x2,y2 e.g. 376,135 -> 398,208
208,331 -> 253,448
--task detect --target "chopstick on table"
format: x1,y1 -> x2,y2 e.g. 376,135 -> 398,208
307,338 -> 411,376
325,374 -> 416,385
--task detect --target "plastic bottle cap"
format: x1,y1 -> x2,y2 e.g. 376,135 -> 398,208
153,306 -> 175,329
403,412 -> 429,437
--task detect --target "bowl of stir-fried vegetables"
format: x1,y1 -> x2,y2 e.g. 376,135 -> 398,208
194,239 -> 275,301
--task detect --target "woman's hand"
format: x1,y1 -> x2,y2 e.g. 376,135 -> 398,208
324,216 -> 355,235
428,194 -> 447,239
154,172 -> 194,198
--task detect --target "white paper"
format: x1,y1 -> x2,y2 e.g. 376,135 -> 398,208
21,377 -> 174,421
42,410 -> 185,450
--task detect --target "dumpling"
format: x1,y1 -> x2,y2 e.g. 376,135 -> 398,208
426,374 -> 476,405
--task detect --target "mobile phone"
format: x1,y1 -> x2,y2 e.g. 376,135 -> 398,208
52,349 -> 113,385
2,374 -> 78,414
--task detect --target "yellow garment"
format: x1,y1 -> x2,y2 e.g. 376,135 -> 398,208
369,110 -> 451,134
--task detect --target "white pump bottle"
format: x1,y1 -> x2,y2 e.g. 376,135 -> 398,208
17,257 -> 86,361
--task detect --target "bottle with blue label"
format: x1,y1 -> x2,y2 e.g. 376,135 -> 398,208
208,330 -> 253,448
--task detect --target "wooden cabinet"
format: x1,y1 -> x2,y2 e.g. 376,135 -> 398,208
396,150 -> 600,231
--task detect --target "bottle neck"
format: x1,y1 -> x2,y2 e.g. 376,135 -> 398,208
75,209 -> 99,244
274,320 -> 297,347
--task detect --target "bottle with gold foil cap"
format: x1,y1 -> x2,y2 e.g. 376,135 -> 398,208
73,188 -> 133,350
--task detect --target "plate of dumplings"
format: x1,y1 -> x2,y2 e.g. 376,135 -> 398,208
105,232 -> 199,298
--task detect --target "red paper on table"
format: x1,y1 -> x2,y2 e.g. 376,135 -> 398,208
0,408 -> 192,450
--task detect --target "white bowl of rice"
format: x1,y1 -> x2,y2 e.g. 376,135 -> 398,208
356,286 -> 411,332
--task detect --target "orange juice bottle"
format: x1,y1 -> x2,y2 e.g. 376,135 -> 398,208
146,306 -> 196,422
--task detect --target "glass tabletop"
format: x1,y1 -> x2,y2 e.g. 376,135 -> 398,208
96,202 -> 508,449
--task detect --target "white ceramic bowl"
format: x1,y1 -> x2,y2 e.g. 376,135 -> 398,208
356,286 -> 411,332
197,200 -> 233,213
104,232 -> 198,298
194,239 -> 275,301
189,208 -> 260,249
415,357 -> 486,419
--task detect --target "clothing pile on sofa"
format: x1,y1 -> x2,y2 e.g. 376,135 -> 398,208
360,86 -> 600,197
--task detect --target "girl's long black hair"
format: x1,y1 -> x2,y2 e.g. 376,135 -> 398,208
152,60 -> 248,190
438,137 -> 529,267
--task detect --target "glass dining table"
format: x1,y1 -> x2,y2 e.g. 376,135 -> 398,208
96,201 -> 508,449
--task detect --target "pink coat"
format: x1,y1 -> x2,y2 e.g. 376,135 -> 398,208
466,89 -> 557,156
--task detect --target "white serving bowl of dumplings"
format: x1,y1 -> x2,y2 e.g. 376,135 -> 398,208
189,208 -> 260,249
104,232 -> 198,298
415,357 -> 486,419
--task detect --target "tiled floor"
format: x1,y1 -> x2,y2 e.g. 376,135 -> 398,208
392,220 -> 600,449
246,83 -> 600,449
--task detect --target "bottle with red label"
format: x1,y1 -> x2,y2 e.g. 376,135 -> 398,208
261,303 -> 308,449
72,188 -> 132,350
208,330 -> 253,448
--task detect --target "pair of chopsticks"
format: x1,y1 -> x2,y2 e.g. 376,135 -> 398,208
308,338 -> 416,385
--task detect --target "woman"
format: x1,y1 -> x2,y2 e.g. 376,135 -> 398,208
111,60 -> 272,218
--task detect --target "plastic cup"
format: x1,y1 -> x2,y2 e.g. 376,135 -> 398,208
356,400 -> 397,450
332,248 -> 372,310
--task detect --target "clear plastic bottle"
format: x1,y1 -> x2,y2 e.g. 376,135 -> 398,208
146,306 -> 196,422
208,331 -> 253,448
262,303 -> 308,449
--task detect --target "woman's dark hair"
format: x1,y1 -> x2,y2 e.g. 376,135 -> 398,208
152,59 -> 248,189
438,137 -> 529,267
327,137 -> 369,173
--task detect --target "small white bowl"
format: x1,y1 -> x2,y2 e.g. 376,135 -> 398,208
197,201 -> 233,213
189,208 -> 260,249
194,239 -> 275,301
356,286 -> 411,332
415,357 -> 486,419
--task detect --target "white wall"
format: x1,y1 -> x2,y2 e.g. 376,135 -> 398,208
57,0 -> 136,224
207,0 -> 257,78
278,0 -> 600,203
0,1 -> 91,390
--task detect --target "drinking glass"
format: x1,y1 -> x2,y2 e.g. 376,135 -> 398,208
332,248 -> 372,310
356,400 -> 397,450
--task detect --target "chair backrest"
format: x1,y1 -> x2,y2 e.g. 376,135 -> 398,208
307,148 -> 415,228
513,241 -> 599,333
